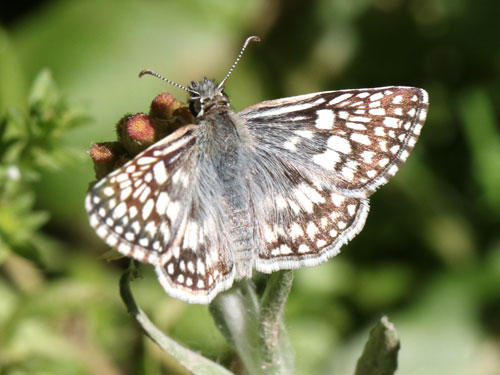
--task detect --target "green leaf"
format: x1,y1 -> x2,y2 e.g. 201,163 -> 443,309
28,69 -> 59,110
354,316 -> 400,375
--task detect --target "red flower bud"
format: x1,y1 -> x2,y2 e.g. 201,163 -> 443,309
89,142 -> 126,179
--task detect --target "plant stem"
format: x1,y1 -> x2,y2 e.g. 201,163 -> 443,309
209,279 -> 262,375
119,263 -> 234,375
259,270 -> 295,374
209,271 -> 295,375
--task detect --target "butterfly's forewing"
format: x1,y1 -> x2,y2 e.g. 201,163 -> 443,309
240,86 -> 429,198
241,86 -> 427,270
86,124 -> 235,303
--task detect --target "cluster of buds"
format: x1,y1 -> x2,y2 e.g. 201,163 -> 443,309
89,93 -> 194,181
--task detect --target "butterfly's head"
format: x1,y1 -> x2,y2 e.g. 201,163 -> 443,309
187,77 -> 229,117
139,36 -> 260,118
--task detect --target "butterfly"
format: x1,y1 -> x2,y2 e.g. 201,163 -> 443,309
85,36 -> 429,304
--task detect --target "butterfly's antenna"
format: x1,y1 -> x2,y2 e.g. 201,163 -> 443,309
218,36 -> 260,89
139,69 -> 199,95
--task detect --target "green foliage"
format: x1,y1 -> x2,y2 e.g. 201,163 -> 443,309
0,69 -> 88,262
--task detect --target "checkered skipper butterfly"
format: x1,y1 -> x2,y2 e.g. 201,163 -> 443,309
86,36 -> 429,303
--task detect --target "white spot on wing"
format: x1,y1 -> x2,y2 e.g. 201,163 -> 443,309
316,239 -> 326,248
96,225 -> 109,238
329,93 -> 353,105
166,201 -> 181,221
120,186 -> 132,200
280,244 -> 292,255
351,133 -> 371,145
331,193 -> 345,206
298,244 -> 310,253
346,122 -> 367,130
327,135 -> 352,154
390,145 -> 400,154
103,187 -> 115,196
347,204 -> 356,216
383,117 -> 400,128
379,158 -> 389,167
276,195 -> 287,210
137,157 -> 157,165
167,263 -> 174,275
392,95 -> 403,104
263,224 -> 278,243
369,108 -> 385,116
113,202 -> 127,220
156,192 -> 170,214
284,137 -> 299,151
138,186 -> 151,203
400,150 -> 410,161
312,149 -> 340,170
153,162 -> 168,184
315,109 -> 335,129
306,222 -> 318,239
301,184 -> 325,204
294,188 -> 314,213
341,167 -> 354,181
370,92 -> 384,101
142,198 -> 154,220
361,151 -> 374,163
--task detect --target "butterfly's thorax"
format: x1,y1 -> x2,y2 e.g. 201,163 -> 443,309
195,100 -> 255,279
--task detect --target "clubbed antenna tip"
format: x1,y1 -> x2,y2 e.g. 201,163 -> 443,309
218,36 -> 260,89
139,69 -> 197,94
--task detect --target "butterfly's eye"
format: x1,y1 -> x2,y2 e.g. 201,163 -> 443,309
189,98 -> 202,116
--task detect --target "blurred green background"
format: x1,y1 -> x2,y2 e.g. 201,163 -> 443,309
1,0 -> 500,374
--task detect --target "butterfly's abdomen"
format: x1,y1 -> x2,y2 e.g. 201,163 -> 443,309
199,110 -> 255,279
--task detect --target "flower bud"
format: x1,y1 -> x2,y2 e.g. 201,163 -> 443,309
149,93 -> 195,139
116,113 -> 155,156
150,93 -> 179,119
89,142 -> 126,179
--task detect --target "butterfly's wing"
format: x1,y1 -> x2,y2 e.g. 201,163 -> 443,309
85,125 -> 235,303
243,144 -> 370,272
240,86 -> 428,197
239,86 -> 428,271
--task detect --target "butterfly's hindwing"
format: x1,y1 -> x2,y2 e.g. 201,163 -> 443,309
240,86 -> 429,197
255,181 -> 369,272
243,146 -> 369,272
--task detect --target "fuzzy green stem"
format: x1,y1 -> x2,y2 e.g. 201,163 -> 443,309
119,263 -> 234,375
354,316 -> 400,375
259,270 -> 295,374
209,279 -> 262,375
209,272 -> 295,375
